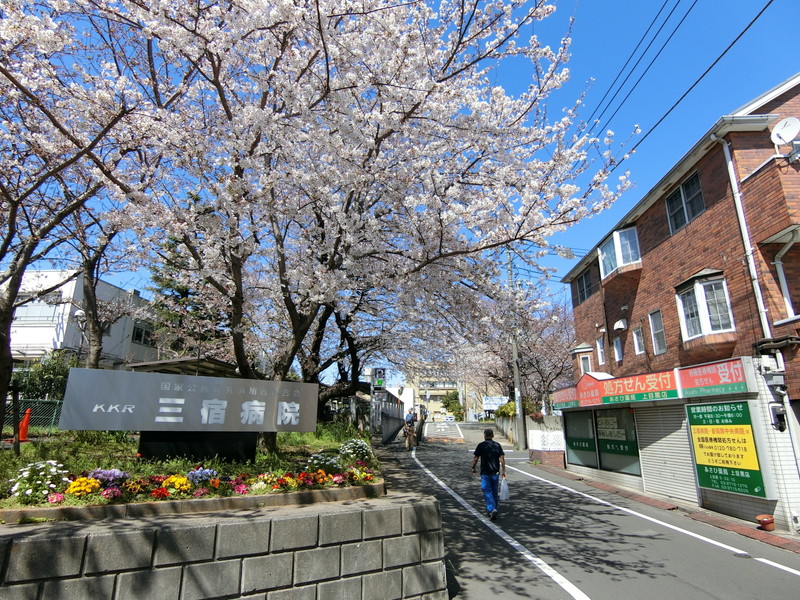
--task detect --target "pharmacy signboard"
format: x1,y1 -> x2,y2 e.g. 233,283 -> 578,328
686,402 -> 766,498
553,358 -> 756,410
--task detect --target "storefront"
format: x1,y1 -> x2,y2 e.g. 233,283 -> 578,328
554,357 -> 800,531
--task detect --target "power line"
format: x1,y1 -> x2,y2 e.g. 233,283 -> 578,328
610,0 -> 777,173
595,0 -> 700,137
585,0 -> 676,128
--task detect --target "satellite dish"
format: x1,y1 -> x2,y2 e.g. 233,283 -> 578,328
770,117 -> 800,146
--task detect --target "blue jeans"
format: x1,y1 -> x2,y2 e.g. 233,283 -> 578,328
480,473 -> 500,513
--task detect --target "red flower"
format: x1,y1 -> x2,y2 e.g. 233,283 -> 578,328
150,487 -> 170,499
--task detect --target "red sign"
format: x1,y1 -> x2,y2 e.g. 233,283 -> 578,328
552,358 -> 753,409
679,358 -> 749,397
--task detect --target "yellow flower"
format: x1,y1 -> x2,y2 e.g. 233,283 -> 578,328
162,474 -> 192,493
65,477 -> 101,497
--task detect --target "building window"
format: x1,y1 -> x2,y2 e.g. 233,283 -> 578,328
596,336 -> 606,365
676,278 -> 734,340
132,323 -> 155,347
649,310 -> 667,355
666,172 -> 705,233
613,336 -> 623,362
576,270 -> 593,304
579,354 -> 591,374
632,328 -> 645,355
598,227 -> 641,279
13,293 -> 62,323
564,411 -> 598,468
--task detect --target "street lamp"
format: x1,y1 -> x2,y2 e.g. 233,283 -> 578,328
74,309 -> 87,366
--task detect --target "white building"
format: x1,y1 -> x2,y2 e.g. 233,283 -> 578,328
10,271 -> 158,369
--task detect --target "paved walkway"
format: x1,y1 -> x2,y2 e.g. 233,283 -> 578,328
376,422 -> 800,555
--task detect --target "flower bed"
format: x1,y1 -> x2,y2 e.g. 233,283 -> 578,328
2,438 -> 380,517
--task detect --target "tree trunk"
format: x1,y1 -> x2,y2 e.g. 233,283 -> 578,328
0,325 -> 14,440
258,431 -> 277,453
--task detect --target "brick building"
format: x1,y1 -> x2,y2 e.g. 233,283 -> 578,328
556,73 -> 800,531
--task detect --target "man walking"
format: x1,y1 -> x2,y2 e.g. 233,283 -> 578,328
471,428 -> 506,520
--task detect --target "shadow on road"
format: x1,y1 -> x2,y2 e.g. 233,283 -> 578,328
377,424 -> 681,599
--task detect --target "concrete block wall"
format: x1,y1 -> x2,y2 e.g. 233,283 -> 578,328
0,493 -> 447,600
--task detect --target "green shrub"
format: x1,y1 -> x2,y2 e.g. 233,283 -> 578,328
493,401 -> 517,418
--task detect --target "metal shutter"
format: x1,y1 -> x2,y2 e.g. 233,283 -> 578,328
636,405 -> 698,504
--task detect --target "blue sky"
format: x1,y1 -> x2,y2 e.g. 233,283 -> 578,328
510,0 -> 799,297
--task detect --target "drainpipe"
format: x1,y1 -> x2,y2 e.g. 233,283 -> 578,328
773,229 -> 800,320
710,134 -> 772,340
713,135 -> 800,532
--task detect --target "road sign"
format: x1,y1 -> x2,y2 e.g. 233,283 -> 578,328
373,368 -> 386,389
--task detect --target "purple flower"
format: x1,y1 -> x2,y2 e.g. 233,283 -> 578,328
187,468 -> 218,485
88,469 -> 130,488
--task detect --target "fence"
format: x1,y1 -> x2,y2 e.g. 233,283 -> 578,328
2,398 -> 62,434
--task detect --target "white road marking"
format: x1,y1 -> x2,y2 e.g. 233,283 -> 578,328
412,449 -> 592,600
507,465 -> 800,578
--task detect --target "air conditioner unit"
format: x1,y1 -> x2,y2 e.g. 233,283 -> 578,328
764,372 -> 785,388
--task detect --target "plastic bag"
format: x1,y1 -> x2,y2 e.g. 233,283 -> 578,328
499,477 -> 509,501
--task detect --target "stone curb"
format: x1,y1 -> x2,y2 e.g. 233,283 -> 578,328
0,481 -> 386,525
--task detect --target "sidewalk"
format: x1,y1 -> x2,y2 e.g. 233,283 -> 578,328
533,463 -> 800,554
378,422 -> 800,555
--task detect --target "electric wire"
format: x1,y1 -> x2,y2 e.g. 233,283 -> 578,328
595,0 -> 700,138
585,0 -> 678,129
609,0 -> 777,174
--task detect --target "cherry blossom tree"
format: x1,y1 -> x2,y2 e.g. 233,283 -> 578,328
2,1 -> 631,434
72,0 -> 626,373
0,0 -> 152,416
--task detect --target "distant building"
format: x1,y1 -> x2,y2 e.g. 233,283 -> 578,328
408,373 -> 457,421
407,369 -> 505,421
11,270 -> 158,369
557,73 -> 800,531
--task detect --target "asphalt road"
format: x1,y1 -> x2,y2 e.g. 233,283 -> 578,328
378,422 -> 800,600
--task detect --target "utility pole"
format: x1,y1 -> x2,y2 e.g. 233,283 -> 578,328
507,249 -> 528,450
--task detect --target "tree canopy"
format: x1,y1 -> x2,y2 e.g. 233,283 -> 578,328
0,0 -> 630,409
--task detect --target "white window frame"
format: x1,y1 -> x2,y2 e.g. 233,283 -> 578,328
666,172 -> 705,234
579,354 -> 591,375
598,227 -> 641,279
596,336 -> 606,365
676,278 -> 735,341
613,336 -> 623,362
632,327 -> 645,355
649,310 -> 667,355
